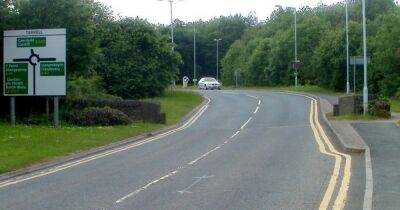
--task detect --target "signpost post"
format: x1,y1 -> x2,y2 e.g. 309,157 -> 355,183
292,61 -> 301,88
3,29 -> 66,127
350,56 -> 370,93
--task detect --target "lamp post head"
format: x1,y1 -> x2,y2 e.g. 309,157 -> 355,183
275,5 -> 296,10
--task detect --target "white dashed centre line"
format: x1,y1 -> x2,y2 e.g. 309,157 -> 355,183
253,106 -> 259,114
240,117 -> 252,130
230,131 -> 240,139
116,94 -> 262,204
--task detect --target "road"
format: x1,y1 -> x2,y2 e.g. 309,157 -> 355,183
0,90 -> 360,210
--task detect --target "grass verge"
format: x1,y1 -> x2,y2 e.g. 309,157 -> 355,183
391,99 -> 400,113
0,90 -> 203,174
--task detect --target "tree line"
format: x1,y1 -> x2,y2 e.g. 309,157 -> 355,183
221,0 -> 400,97
1,0 -> 399,102
1,0 -> 256,100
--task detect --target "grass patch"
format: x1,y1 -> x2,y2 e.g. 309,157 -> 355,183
391,99 -> 400,113
145,90 -> 203,125
0,90 -> 203,174
327,113 -> 387,121
229,85 -> 341,95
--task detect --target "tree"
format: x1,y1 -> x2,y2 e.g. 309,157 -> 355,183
161,14 -> 257,81
370,8 -> 400,96
12,0 -> 102,76
97,18 -> 182,99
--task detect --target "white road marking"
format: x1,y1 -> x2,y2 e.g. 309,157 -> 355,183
0,98 -> 211,189
253,106 -> 259,114
116,170 -> 179,203
117,146 -> 221,203
178,175 -> 214,194
258,100 -> 261,105
246,94 -> 258,100
188,146 -> 221,165
241,117 -> 252,130
230,131 -> 240,139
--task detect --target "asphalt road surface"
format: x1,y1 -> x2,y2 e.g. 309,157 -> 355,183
0,90 -> 363,210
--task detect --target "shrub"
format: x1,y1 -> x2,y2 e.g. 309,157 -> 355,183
66,106 -> 131,126
395,90 -> 400,99
67,99 -> 164,123
369,97 -> 391,118
67,76 -> 121,101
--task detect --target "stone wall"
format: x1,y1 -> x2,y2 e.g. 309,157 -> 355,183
334,94 -> 377,116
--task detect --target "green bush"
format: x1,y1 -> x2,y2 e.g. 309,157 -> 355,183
369,97 -> 391,118
66,107 -> 131,126
67,76 -> 121,101
395,90 -> 400,99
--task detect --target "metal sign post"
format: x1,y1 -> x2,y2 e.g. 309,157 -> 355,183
235,70 -> 238,87
54,96 -> 60,128
293,61 -> 301,88
3,29 -> 66,127
10,97 -> 16,126
350,56 -> 370,94
353,57 -> 356,93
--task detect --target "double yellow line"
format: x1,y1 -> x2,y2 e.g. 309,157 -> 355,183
309,99 -> 352,210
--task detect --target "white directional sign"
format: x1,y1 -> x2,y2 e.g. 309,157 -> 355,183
3,29 -> 66,96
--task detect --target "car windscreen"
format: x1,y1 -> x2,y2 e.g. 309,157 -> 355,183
204,78 -> 217,82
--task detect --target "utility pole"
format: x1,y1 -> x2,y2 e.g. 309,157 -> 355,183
345,0 -> 350,94
214,38 -> 222,81
362,0 -> 368,115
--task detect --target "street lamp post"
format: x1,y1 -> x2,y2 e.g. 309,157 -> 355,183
214,38 -> 222,81
362,0 -> 368,115
294,7 -> 298,88
276,5 -> 298,88
345,0 -> 350,94
158,0 -> 184,50
193,23 -> 197,84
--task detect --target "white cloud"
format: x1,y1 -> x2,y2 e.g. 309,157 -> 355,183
96,0 -> 345,24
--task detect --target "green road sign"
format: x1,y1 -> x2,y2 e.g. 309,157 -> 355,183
4,63 -> 29,94
4,29 -> 66,96
17,37 -> 46,48
40,62 -> 65,76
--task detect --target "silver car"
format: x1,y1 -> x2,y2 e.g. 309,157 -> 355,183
198,77 -> 222,90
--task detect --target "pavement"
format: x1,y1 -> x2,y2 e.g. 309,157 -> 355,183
353,123 -> 400,210
0,90 -> 364,210
317,93 -> 400,210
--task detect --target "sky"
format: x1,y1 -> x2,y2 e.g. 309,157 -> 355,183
97,0 -> 344,24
